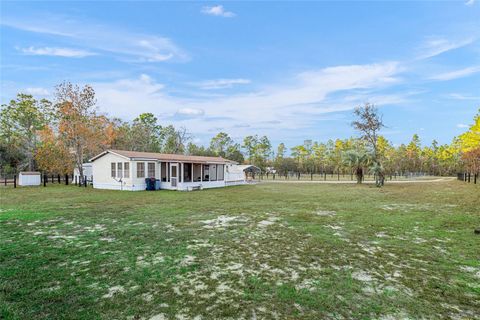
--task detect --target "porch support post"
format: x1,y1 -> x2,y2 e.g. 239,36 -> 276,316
130,161 -> 134,181
200,164 -> 203,182
191,163 -> 194,182
180,163 -> 184,183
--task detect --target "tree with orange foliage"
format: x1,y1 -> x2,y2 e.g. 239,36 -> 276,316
54,82 -> 116,182
35,126 -> 73,174
461,147 -> 480,176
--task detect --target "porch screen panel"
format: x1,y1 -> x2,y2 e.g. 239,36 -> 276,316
161,162 -> 167,181
183,163 -> 192,182
217,164 -> 224,181
210,164 -> 217,181
203,165 -> 210,181
117,162 -> 123,178
148,162 -> 155,178
136,162 -> 145,178
111,163 -> 116,178
124,162 -> 130,178
193,164 -> 202,181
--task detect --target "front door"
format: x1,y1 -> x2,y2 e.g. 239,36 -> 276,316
170,163 -> 178,188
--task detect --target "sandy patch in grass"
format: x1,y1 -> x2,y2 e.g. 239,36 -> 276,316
352,271 -> 374,282
257,216 -> 281,228
180,255 -> 196,266
149,314 -> 166,320
99,237 -> 115,242
315,210 -> 336,216
102,285 -> 126,298
142,293 -> 154,302
201,215 -> 245,229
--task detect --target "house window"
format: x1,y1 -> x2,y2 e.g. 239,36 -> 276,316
148,162 -> 156,178
124,162 -> 130,178
210,164 -> 217,181
136,162 -> 145,178
117,162 -> 123,178
111,163 -> 116,178
217,164 -> 224,181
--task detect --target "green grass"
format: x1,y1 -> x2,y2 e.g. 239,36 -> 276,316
0,181 -> 479,319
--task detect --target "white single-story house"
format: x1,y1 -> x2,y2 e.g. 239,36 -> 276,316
90,149 -> 253,191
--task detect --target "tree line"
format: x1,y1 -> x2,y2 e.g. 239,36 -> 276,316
1,82 -> 479,184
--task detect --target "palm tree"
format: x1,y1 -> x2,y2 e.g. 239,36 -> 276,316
343,150 -> 370,184
369,161 -> 385,187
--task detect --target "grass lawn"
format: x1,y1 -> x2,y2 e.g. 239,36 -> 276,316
1,181 -> 479,319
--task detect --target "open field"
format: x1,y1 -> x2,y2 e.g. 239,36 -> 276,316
1,181 -> 479,319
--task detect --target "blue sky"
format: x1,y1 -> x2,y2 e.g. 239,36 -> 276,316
1,1 -> 479,148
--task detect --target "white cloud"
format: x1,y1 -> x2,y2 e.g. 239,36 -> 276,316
465,0 -> 475,6
92,62 -> 403,138
457,123 -> 469,128
195,78 -> 251,90
19,46 -> 95,58
3,17 -> 188,62
417,37 -> 475,59
447,93 -> 480,100
429,66 -> 480,81
24,87 -> 50,96
201,5 -> 235,17
176,108 -> 205,116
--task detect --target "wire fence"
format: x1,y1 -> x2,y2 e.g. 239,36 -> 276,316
1,174 -> 93,188
457,172 -> 478,184
258,171 -> 443,182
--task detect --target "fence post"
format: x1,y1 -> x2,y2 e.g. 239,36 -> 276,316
44,174 -> 47,187
58,174 -> 61,184
273,173 -> 275,180
65,174 -> 69,185
474,173 -> 477,184
13,175 -> 16,188
311,172 -> 313,181
324,172 -> 326,181
468,173 -> 471,183
75,175 -> 77,186
84,176 -> 87,187
51,174 -> 54,183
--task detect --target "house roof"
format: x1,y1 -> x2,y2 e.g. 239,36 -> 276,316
236,165 -> 262,172
19,171 -> 41,175
90,149 -> 235,164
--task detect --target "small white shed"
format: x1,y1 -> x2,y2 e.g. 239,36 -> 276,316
74,163 -> 93,179
18,172 -> 41,186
